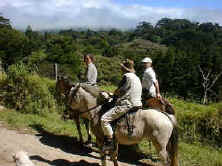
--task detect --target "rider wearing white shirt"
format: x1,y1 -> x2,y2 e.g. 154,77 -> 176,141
141,57 -> 161,99
84,54 -> 97,86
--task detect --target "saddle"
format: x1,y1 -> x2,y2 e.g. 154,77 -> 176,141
100,97 -> 141,137
112,106 -> 141,137
144,97 -> 175,114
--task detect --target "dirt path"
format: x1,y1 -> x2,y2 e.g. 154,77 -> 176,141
0,122 -> 153,166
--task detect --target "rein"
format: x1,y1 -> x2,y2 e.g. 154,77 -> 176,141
79,105 -> 100,115
78,84 -> 101,115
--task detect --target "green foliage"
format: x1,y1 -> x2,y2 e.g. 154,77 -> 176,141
0,14 -> 11,29
94,55 -> 122,85
0,27 -> 28,69
46,35 -> 77,62
102,46 -> 118,57
26,50 -> 48,64
170,98 -> 222,146
0,63 -> 56,115
178,142 -> 222,166
1,16 -> 222,102
45,35 -> 81,80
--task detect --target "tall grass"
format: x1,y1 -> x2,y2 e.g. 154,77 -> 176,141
169,98 -> 222,147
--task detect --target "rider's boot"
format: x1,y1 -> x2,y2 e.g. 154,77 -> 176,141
102,136 -> 114,152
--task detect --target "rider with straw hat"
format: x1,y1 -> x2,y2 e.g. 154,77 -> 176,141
101,59 -> 142,152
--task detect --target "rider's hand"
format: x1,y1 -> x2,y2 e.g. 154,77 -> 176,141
114,89 -> 120,96
156,93 -> 162,99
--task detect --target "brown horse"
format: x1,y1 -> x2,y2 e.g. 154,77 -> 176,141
56,76 -> 92,144
68,84 -> 179,166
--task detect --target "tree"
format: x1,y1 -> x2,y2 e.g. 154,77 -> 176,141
0,13 -> 11,29
25,25 -> 33,39
0,28 -> 28,70
134,21 -> 159,42
199,66 -> 222,104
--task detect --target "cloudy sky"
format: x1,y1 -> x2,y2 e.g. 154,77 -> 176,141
1,0 -> 222,30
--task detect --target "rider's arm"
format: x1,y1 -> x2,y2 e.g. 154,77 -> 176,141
154,81 -> 161,98
149,69 -> 161,99
114,75 -> 130,97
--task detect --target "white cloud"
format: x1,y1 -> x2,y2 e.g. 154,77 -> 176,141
1,0 -> 222,30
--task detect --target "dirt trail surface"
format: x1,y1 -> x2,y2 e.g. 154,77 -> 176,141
0,121 -> 152,166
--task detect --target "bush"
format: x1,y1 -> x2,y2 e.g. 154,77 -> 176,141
171,98 -> 222,147
0,63 -> 56,115
94,54 -> 122,85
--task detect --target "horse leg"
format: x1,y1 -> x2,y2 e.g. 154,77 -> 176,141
152,139 -> 170,166
74,115 -> 84,144
110,142 -> 119,166
166,127 -> 179,166
83,119 -> 92,144
153,124 -> 179,166
100,152 -> 107,166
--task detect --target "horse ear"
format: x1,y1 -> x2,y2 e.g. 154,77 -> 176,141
57,75 -> 61,80
76,83 -> 81,89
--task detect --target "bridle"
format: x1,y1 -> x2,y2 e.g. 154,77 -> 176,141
79,105 -> 100,115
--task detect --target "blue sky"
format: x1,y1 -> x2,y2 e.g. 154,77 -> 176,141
1,0 -> 222,30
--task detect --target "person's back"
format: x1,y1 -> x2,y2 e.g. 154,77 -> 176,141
101,59 -> 142,152
117,72 -> 142,107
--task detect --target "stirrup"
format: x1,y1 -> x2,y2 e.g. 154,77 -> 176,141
102,138 -> 114,152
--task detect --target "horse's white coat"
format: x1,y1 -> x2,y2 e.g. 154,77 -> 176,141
68,86 -> 179,166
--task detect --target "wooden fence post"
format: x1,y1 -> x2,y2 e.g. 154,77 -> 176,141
0,60 -> 3,74
54,63 -> 58,81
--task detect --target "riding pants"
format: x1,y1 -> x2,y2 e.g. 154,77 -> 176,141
101,100 -> 132,138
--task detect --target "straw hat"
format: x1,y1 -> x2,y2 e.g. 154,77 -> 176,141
120,59 -> 135,73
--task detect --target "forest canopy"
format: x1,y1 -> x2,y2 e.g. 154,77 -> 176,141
0,14 -> 222,103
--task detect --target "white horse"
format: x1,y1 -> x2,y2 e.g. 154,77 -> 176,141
68,84 -> 179,166
56,76 -> 92,144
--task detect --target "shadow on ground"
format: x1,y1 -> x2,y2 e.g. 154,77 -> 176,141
30,124 -> 158,166
30,124 -> 97,159
31,155 -> 100,166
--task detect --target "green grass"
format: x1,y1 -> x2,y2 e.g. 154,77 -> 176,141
139,140 -> 222,166
179,142 -> 222,166
0,109 -> 81,137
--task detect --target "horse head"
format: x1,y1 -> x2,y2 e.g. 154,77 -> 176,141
68,83 -> 102,116
56,75 -> 74,97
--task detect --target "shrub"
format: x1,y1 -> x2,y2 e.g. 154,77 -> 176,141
0,63 -> 56,115
171,98 -> 222,147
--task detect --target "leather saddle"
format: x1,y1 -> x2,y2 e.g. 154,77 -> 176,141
144,97 -> 175,115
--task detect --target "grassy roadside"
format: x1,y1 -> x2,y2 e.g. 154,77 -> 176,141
0,107 -> 221,166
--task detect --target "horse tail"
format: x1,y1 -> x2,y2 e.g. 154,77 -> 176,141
167,124 -> 179,166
